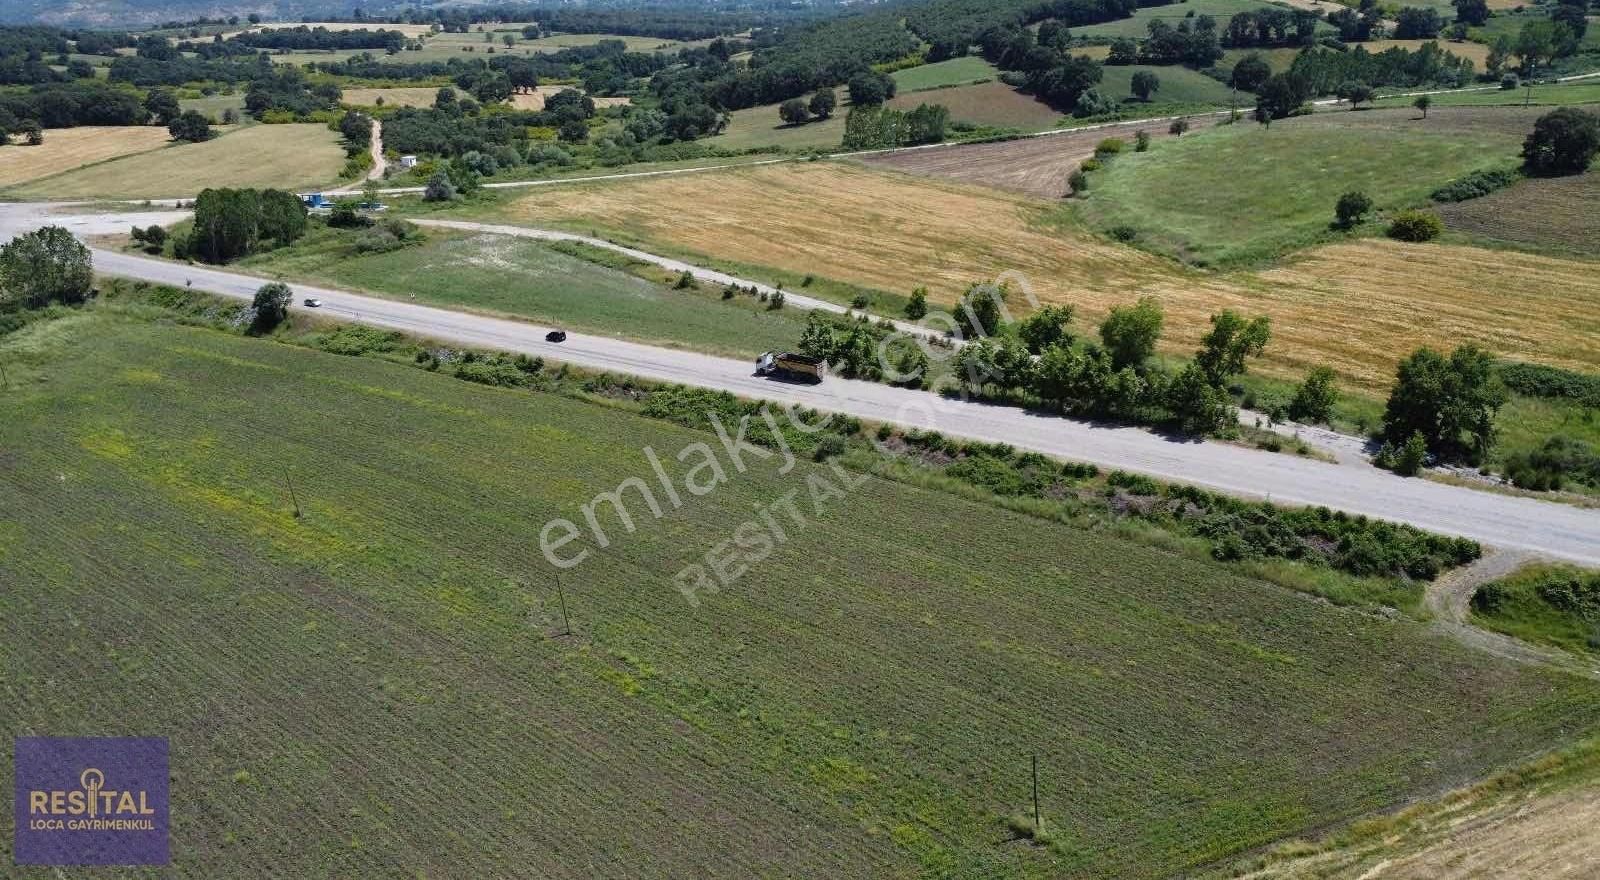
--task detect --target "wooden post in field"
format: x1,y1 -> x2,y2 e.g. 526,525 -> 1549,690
555,574 -> 573,636
1031,754 -> 1041,835
285,470 -> 302,519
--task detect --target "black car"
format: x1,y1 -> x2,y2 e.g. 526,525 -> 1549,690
545,330 -> 567,343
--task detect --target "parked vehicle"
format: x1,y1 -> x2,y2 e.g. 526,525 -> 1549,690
546,330 -> 567,343
756,351 -> 826,383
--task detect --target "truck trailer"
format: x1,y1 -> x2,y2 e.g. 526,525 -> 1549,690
756,351 -> 826,383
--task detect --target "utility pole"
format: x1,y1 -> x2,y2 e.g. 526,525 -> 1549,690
1031,754 -> 1041,836
285,470 -> 302,519
554,574 -> 573,637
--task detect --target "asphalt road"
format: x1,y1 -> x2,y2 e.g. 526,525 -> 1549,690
5,203 -> 1599,565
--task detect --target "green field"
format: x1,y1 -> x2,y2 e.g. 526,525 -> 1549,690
1472,566 -> 1600,656
1073,106 -> 1533,265
178,92 -> 248,120
1074,0 -> 1284,38
887,80 -> 1063,130
1098,64 -> 1241,104
707,103 -> 851,151
891,56 -> 1000,92
233,226 -> 813,358
4,309 -> 1600,877
7,124 -> 348,200
1374,80 -> 1600,108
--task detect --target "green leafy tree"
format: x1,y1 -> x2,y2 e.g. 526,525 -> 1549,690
423,170 -> 457,202
1452,0 -> 1490,27
558,118 -> 590,144
1521,107 -> 1600,176
1099,296 -> 1164,370
956,282 -> 1007,339
1230,53 -> 1271,93
0,226 -> 93,309
1381,345 -> 1507,462
1334,190 -> 1373,229
144,88 -> 181,125
1255,73 -> 1309,124
251,282 -> 293,334
1288,366 -> 1338,424
1166,363 -> 1234,435
809,88 -> 837,119
1131,70 -> 1161,102
1168,116 -> 1190,136
1194,310 -> 1271,386
1337,80 -> 1375,110
904,286 -> 928,320
797,312 -> 837,361
1017,304 -> 1076,355
167,110 -> 214,143
1413,94 -> 1432,119
778,98 -> 810,126
847,71 -> 896,106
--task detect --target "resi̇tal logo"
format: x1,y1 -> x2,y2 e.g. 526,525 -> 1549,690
13,737 -> 169,866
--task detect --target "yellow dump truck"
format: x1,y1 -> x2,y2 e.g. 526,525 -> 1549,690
756,351 -> 826,383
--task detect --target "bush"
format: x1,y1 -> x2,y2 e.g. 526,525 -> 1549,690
1504,436 -> 1600,491
1386,209 -> 1443,242
1430,167 -> 1518,202
1134,130 -> 1151,152
1393,431 -> 1429,476
1168,117 -> 1190,136
1067,169 -> 1088,196
1288,366 -> 1338,424
422,171 -> 456,202
1333,190 -> 1372,228
1079,157 -> 1103,172
327,202 -> 371,229
1094,138 -> 1124,156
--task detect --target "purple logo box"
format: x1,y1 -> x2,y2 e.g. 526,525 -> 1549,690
14,737 -> 170,866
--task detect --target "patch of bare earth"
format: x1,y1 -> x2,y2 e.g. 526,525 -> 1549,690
1439,171 -> 1600,256
857,113 -> 1221,198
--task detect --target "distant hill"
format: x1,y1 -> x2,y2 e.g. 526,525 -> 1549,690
0,1 -> 340,28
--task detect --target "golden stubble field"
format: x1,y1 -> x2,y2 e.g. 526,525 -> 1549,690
8,124 -> 348,200
493,162 -> 1600,391
0,126 -> 171,188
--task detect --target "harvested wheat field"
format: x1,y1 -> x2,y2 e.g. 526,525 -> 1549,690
1363,38 -> 1492,67
508,86 -> 631,111
0,126 -> 171,189
858,113 -> 1221,198
8,124 -> 348,200
341,87 -> 452,108
491,161 -> 1600,389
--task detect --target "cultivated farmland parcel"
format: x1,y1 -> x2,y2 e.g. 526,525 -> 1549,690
4,313 -> 1600,878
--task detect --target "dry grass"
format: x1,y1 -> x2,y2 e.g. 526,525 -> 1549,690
490,161 -> 1600,390
0,126 -> 171,188
1364,39 -> 1492,67
886,80 -> 1063,131
262,21 -> 435,36
341,87 -> 451,108
507,86 -> 632,111
859,114 -> 1221,198
9,124 -> 348,200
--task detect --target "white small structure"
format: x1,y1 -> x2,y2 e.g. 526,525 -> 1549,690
399,155 -> 418,170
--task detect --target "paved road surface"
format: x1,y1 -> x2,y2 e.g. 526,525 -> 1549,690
5,203 -> 1594,566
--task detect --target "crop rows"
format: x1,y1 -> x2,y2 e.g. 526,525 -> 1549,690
4,317 -> 1600,877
